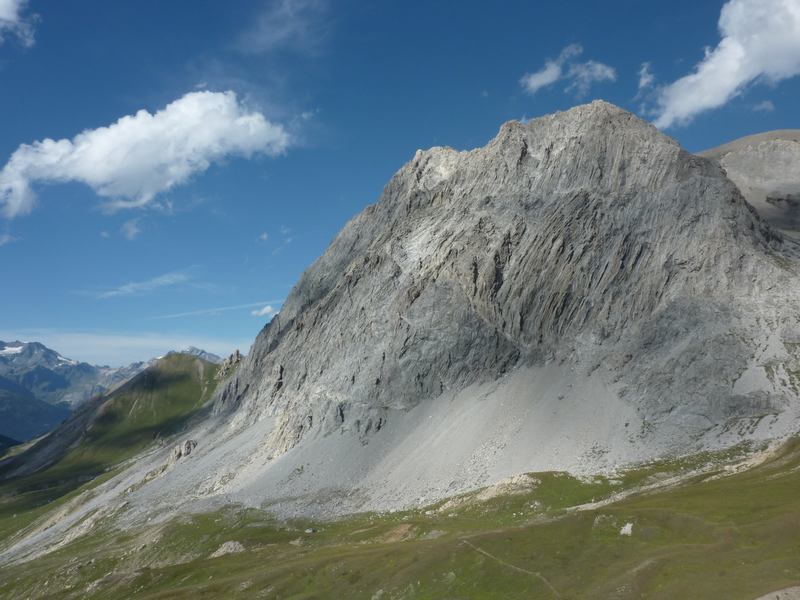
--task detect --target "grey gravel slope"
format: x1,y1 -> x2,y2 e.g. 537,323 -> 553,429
4,101 -> 800,564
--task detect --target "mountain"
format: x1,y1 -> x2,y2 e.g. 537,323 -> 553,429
184,100 -> 796,515
173,346 -> 223,364
0,354 -> 219,516
700,130 -> 800,241
0,375 -> 69,441
3,101 -> 800,566
0,340 -> 148,410
0,434 -> 18,454
0,341 -> 219,440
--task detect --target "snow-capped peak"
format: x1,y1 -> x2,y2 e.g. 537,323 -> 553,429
0,345 -> 24,356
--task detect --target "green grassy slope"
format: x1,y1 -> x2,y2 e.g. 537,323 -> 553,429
1,439 -> 798,599
0,354 -> 218,542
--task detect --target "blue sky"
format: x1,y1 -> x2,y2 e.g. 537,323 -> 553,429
1,0 -> 799,365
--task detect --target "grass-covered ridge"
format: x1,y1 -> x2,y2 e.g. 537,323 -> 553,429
0,354 -> 219,542
1,438 -> 798,599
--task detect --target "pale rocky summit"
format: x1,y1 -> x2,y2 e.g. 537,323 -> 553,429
174,347 -> 223,364
216,100 -> 792,454
700,130 -> 800,241
5,101 -> 800,564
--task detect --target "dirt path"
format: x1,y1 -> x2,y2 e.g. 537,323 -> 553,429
461,539 -> 561,598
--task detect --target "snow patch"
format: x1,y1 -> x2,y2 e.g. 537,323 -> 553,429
0,345 -> 24,355
619,522 -> 633,536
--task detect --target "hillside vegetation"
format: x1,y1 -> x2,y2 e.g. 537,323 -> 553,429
1,437 -> 798,599
0,354 -> 218,542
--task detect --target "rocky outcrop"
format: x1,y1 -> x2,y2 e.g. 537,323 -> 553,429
215,350 -> 243,381
209,540 -> 245,558
171,439 -> 197,463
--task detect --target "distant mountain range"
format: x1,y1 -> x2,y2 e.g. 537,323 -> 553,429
171,346 -> 223,364
0,340 -> 221,441
0,433 -> 19,453
0,352 -> 220,484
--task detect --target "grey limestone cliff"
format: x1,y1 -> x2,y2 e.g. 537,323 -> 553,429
215,101 -> 795,458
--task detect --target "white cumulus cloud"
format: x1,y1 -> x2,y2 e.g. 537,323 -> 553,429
0,0 -> 35,46
520,44 -> 616,97
653,0 -> 800,128
0,90 -> 290,218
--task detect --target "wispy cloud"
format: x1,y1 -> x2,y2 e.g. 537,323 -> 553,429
520,44 -> 581,95
258,231 -> 269,242
251,304 -> 275,317
237,0 -> 329,55
652,0 -> 800,128
638,62 -> 655,92
96,269 -> 193,299
121,218 -> 141,240
520,44 -> 616,97
149,300 -> 283,320
753,99 -> 776,112
271,224 -> 294,255
0,91 -> 290,219
0,232 -> 16,246
0,0 -> 36,47
565,61 -> 617,96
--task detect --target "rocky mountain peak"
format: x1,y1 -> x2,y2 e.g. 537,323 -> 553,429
212,102 -> 789,462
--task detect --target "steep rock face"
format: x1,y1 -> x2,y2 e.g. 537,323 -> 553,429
215,101 -> 792,457
700,130 -> 800,240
